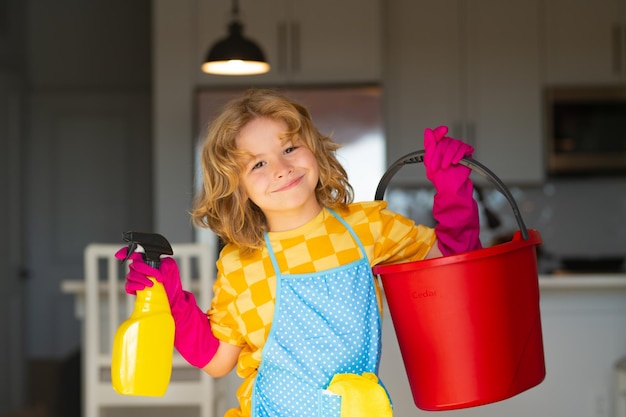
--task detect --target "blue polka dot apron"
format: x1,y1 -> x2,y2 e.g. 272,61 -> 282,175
251,209 -> 388,417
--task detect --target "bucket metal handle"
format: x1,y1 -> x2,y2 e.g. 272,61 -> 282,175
374,150 -> 529,240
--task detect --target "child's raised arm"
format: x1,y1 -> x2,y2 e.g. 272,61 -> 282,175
423,126 -> 482,256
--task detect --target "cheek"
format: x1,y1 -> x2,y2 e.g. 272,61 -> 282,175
240,173 -> 267,198
309,156 -> 321,180
302,150 -> 319,171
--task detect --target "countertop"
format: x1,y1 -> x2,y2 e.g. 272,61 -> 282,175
61,274 -> 626,294
538,273 -> 626,290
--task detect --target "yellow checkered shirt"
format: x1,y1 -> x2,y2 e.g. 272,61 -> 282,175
208,201 -> 435,417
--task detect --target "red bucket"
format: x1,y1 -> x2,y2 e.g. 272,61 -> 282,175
372,151 -> 546,411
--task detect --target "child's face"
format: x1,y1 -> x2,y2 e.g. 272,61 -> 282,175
236,117 -> 322,231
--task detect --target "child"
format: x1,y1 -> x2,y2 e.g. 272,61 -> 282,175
118,88 -> 481,417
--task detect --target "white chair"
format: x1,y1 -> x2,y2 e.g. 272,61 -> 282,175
83,242 -> 216,417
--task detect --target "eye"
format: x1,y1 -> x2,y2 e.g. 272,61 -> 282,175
284,142 -> 300,154
251,160 -> 266,171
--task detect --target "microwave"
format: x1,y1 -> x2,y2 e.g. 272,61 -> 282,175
545,86 -> 626,175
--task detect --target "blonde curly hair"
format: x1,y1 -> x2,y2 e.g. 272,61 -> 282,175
191,88 -> 354,253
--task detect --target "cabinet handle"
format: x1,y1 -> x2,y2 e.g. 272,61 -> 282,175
277,22 -> 288,73
612,24 -> 622,75
623,23 -> 626,75
290,22 -> 300,73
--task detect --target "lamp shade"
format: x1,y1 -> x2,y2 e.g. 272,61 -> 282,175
202,21 -> 270,75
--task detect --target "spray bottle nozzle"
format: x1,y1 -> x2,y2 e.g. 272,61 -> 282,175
122,231 -> 173,269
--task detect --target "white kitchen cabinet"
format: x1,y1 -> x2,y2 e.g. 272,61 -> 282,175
543,0 -> 626,85
194,0 -> 381,86
384,0 -> 544,185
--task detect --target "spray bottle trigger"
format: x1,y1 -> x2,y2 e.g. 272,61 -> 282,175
122,242 -> 139,264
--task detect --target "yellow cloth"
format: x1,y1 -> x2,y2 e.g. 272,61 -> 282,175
326,373 -> 393,417
209,201 -> 435,417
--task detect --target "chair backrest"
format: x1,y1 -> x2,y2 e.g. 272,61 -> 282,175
84,243 -> 214,361
83,242 -> 216,416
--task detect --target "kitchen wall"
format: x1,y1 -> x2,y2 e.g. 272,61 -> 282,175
507,178 -> 626,263
0,0 -> 153,414
386,177 -> 626,273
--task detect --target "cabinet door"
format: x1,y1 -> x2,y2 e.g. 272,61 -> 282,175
288,0 -> 381,83
384,0 -> 464,185
0,70 -> 26,411
195,0 -> 381,86
466,0 -> 543,183
543,0 -> 625,85
384,0 -> 543,185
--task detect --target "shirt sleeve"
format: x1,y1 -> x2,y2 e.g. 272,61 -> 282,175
207,249 -> 248,347
207,282 -> 243,346
359,201 -> 436,266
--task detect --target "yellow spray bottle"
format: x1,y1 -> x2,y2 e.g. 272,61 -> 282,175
111,231 -> 175,396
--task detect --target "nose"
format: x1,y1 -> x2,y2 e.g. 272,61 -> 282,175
274,157 -> 293,178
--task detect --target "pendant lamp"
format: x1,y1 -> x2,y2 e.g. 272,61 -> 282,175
201,0 -> 270,75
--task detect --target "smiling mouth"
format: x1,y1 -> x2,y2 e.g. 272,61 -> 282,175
274,175 -> 303,192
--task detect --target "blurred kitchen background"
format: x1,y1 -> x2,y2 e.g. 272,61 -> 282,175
1,1 -> 626,417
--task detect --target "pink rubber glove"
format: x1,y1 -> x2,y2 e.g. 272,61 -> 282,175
115,247 -> 220,368
424,126 -> 482,255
